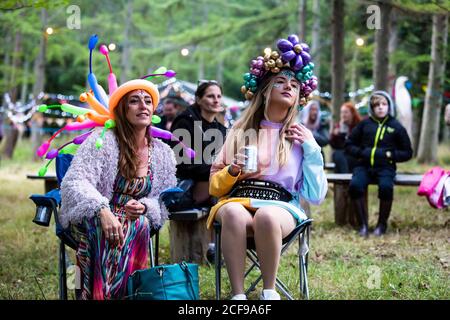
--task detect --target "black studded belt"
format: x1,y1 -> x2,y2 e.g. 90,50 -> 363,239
229,179 -> 293,202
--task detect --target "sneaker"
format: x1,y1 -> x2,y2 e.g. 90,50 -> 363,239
206,243 -> 215,264
260,289 -> 280,300
231,294 -> 247,300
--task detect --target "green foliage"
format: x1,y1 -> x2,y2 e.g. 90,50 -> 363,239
0,0 -> 448,104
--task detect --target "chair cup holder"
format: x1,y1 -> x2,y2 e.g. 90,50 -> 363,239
33,205 -> 52,227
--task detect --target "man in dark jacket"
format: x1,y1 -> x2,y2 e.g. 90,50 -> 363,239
345,90 -> 413,237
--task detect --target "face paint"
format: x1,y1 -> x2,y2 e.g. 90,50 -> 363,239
279,69 -> 295,80
273,83 -> 282,88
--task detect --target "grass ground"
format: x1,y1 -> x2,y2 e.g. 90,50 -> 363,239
0,138 -> 448,299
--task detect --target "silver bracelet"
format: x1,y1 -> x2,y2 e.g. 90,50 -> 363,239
95,203 -> 109,217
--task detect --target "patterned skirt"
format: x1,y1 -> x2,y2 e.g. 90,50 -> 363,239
72,173 -> 152,300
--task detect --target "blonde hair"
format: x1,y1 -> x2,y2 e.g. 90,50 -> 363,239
223,74 -> 299,167
370,94 -> 388,109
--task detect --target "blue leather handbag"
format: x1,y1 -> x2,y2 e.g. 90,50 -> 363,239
126,262 -> 199,300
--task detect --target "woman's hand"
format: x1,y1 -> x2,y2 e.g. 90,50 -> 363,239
285,123 -> 314,144
228,149 -> 247,177
332,125 -> 340,136
99,207 -> 124,247
124,199 -> 146,221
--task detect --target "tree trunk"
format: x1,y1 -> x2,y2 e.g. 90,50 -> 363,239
298,0 -> 306,41
198,49 -> 204,80
373,1 -> 392,92
311,0 -> 320,90
9,31 -> 22,102
2,121 -> 19,159
20,59 -> 29,104
331,0 -> 345,122
32,9 -> 47,98
388,8 -> 398,94
31,8 -> 48,162
1,34 -> 12,94
350,48 -> 360,103
216,42 -> 224,84
120,0 -> 133,84
417,13 -> 448,163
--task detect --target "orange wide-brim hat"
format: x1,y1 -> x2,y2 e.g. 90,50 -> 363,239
108,79 -> 160,118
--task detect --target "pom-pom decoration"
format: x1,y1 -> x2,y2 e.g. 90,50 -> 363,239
241,34 -> 317,104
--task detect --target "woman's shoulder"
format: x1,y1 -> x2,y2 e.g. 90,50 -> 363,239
152,137 -> 174,156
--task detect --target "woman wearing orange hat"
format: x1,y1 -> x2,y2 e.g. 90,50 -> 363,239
60,79 -> 177,300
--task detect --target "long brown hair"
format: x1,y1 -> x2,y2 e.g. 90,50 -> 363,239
113,93 -> 151,179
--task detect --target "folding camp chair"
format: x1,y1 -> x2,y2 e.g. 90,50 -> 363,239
214,217 -> 313,300
30,153 -> 160,300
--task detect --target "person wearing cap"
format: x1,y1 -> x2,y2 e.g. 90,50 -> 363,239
208,35 -> 328,300
345,91 -> 412,238
60,79 -> 177,300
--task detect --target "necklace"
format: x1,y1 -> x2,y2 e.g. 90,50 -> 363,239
137,141 -> 152,169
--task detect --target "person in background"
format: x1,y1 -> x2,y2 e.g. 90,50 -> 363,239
346,91 -> 412,238
300,100 -> 329,162
329,102 -> 361,173
156,98 -> 179,132
170,80 -> 227,263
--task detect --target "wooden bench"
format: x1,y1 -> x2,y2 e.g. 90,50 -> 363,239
169,208 -> 210,264
326,173 -> 423,227
27,174 -> 58,193
324,162 -> 335,171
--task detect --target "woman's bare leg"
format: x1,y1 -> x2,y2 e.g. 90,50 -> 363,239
216,202 -> 253,295
253,206 -> 296,289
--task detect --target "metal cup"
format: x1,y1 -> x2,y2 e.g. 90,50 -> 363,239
243,145 -> 258,173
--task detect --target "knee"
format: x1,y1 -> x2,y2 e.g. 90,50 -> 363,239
219,203 -> 248,228
253,209 -> 279,232
378,184 -> 394,200
349,180 -> 365,199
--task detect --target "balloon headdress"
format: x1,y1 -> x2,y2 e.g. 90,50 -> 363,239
241,34 -> 318,107
36,34 -> 193,176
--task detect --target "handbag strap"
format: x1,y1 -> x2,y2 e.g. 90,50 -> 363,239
180,262 -> 198,299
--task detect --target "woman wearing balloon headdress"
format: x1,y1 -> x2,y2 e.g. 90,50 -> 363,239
208,35 -> 328,300
60,80 -> 177,300
42,35 -> 178,300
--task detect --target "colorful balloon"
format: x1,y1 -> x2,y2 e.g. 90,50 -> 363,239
46,149 -> 59,159
73,131 -> 92,144
65,120 -> 101,131
96,83 -> 110,106
60,143 -> 80,155
88,73 -> 107,107
108,73 -> 118,95
36,142 -> 50,158
60,103 -> 90,116
80,92 -> 109,115
99,44 -> 118,95
86,112 -> 109,125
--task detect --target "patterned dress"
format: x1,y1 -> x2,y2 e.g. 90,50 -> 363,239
73,151 -> 153,300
